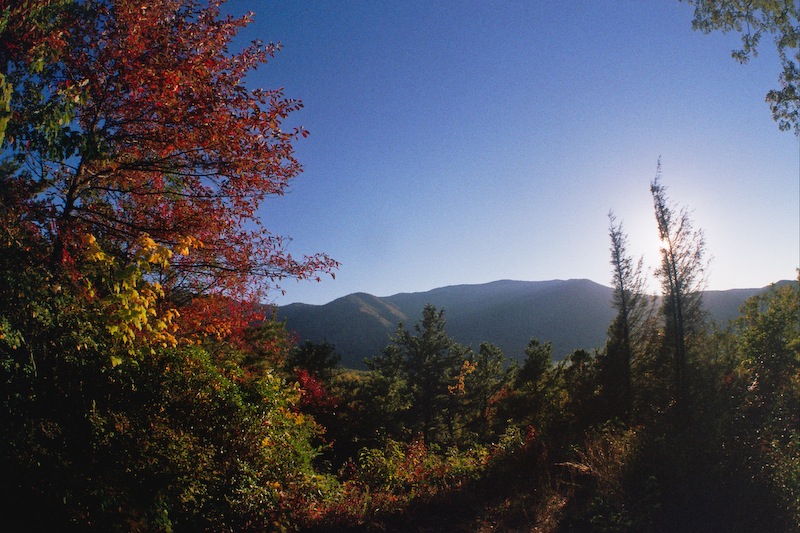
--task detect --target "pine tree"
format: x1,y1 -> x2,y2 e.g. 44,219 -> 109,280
650,162 -> 708,416
603,212 -> 651,421
368,305 -> 467,443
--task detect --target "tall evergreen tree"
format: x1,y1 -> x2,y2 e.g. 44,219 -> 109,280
517,338 -> 555,426
462,342 -> 509,442
650,162 -> 708,415
603,212 -> 651,421
367,305 -> 467,443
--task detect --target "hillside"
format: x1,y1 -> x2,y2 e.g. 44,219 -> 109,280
277,279 -> 783,368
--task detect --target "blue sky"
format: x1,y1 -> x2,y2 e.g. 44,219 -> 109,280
229,1 -> 799,305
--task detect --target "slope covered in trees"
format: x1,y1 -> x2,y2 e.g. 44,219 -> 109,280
278,280 -> 785,368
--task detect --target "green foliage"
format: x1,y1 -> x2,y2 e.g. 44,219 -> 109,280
2,335 -> 336,531
367,305 -> 469,444
684,0 -> 800,132
734,280 -> 800,523
568,425 -> 643,503
518,338 -> 553,386
508,338 -> 555,428
459,342 -> 512,442
558,349 -> 602,432
0,72 -> 11,146
737,279 -> 800,427
318,436 -> 490,527
561,425 -> 661,532
768,434 -> 800,525
287,340 -> 342,381
323,368 -> 385,461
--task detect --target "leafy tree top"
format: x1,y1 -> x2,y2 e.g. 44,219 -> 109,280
1,0 -> 337,300
684,0 -> 800,132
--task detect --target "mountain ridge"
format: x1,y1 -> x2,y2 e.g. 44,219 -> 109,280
277,279 -> 788,369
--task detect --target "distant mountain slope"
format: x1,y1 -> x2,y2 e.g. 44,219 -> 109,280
384,279 -> 615,363
278,292 -> 409,368
277,279 -> 786,369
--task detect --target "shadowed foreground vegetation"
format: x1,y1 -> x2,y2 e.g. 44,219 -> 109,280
5,243 -> 797,531
294,275 -> 799,532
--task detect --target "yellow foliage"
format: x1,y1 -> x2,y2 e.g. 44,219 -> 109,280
135,234 -> 172,267
81,233 -> 108,263
449,359 -> 477,395
81,232 -> 198,361
174,235 -> 204,256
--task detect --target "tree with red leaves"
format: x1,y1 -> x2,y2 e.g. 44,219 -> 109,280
1,0 -> 336,309
0,3 -> 340,528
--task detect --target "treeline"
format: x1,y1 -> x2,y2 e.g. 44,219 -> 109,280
2,1 -> 798,531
